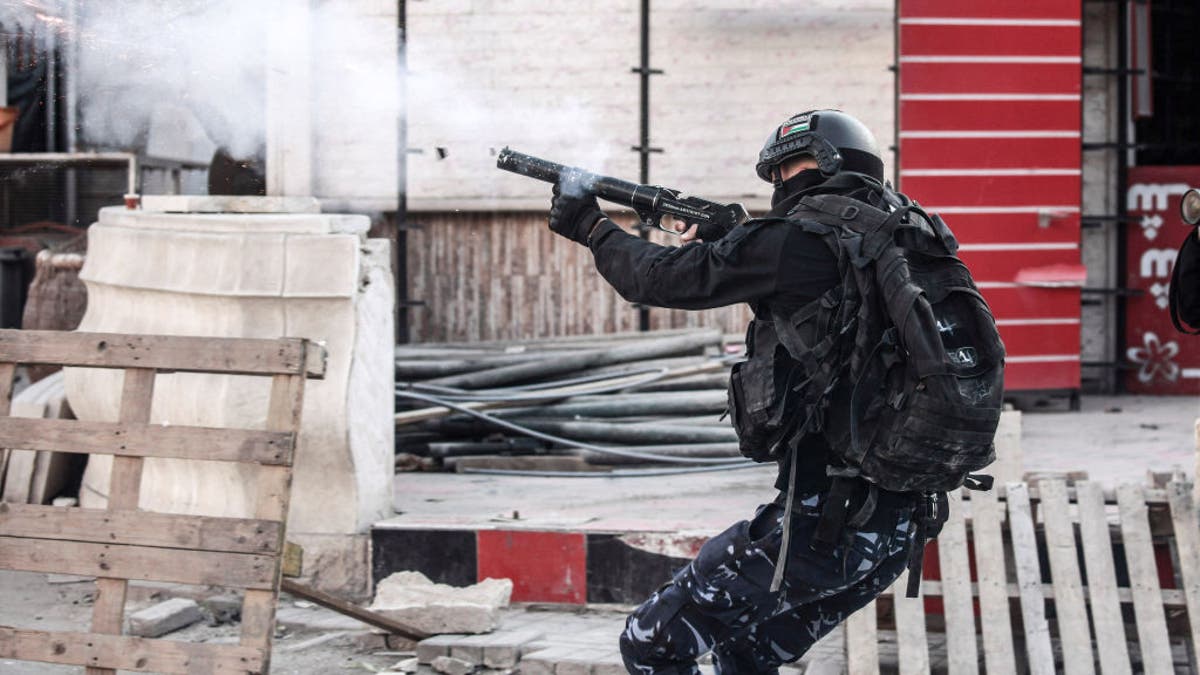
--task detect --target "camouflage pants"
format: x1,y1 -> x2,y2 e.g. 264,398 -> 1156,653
619,493 -> 915,675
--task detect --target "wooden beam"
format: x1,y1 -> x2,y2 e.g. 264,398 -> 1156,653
240,373 -> 307,669
970,486 -> 1017,675
1166,481 -> 1200,675
0,330 -> 325,378
89,367 -> 155,675
1006,482 -> 1055,675
0,503 -> 282,555
281,578 -> 429,641
0,536 -> 277,590
843,600 -> 880,675
1039,479 -> 1094,675
938,490 -> 978,675
0,626 -> 265,673
892,569 -> 930,675
1076,481 -> 1133,675
0,417 -> 295,465
1117,483 -> 1174,674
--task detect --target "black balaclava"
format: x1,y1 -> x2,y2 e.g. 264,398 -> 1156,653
769,168 -> 826,211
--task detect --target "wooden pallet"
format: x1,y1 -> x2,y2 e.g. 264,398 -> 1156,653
845,479 -> 1199,674
0,330 -> 325,674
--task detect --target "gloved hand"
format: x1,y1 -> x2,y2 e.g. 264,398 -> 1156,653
674,219 -> 735,244
549,184 -> 606,245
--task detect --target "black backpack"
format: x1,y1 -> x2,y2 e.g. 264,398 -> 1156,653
730,190 -> 1005,493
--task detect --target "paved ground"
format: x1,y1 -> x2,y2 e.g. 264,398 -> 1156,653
2,394 -> 1195,673
383,394 -> 1198,537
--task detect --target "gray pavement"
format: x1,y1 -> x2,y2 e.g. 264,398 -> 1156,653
386,394 -> 1198,535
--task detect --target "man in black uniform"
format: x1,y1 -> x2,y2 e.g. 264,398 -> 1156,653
546,110 -> 918,675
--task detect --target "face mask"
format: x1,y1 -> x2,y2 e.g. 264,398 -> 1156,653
770,168 -> 827,208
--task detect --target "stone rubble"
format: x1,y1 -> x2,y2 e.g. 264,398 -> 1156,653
126,598 -> 204,638
369,571 -> 513,635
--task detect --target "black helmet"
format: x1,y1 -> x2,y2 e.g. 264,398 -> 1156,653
756,110 -> 884,183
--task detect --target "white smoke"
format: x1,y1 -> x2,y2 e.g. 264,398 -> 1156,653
1,1 -> 399,163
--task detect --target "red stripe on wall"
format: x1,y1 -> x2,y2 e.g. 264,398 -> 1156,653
1003,359 -> 1082,390
900,137 -> 1080,170
901,99 -> 1080,131
937,212 -> 1080,245
901,174 -> 1081,208
957,248 -> 1080,282
997,322 -> 1081,357
477,530 -> 587,604
900,0 -> 1080,20
901,62 -> 1081,95
979,286 -> 1080,319
900,24 -> 1081,57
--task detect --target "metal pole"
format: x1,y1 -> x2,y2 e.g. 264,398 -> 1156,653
635,0 -> 654,332
396,0 -> 410,344
1116,0 -> 1130,393
65,0 -> 79,226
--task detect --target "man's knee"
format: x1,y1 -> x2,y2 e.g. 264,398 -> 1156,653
619,585 -> 703,675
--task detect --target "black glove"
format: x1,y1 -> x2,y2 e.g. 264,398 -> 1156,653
549,185 -> 606,245
692,220 -> 735,243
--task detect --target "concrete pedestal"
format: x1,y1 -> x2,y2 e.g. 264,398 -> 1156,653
65,195 -> 394,597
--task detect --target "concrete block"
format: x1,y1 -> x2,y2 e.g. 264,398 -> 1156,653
370,572 -> 512,635
432,655 -> 476,675
127,598 -> 204,638
418,634 -> 468,664
140,195 -> 322,214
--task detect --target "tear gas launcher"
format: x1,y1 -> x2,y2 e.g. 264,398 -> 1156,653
496,147 -> 750,235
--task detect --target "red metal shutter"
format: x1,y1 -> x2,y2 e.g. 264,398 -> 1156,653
897,0 -> 1084,392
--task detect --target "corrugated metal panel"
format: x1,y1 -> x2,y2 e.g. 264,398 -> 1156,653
405,212 -> 752,343
897,0 -> 1083,392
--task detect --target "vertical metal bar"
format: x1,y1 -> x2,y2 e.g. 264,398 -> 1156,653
45,28 -> 56,153
396,0 -> 410,344
892,1 -> 900,189
636,0 -> 651,332
65,0 -> 79,226
1116,0 -> 1129,392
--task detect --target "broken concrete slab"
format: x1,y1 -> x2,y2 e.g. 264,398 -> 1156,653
431,655 -> 476,675
127,598 -> 204,637
370,572 -> 512,635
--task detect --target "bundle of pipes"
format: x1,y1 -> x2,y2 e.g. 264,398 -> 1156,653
394,329 -> 756,474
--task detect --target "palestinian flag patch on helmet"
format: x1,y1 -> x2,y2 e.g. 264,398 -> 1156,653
780,116 -> 811,138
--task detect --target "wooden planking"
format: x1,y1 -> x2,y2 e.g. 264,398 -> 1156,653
0,362 -> 13,498
1116,484 -> 1173,674
405,211 -> 751,342
892,570 -> 930,675
0,330 -> 324,377
0,536 -> 277,589
970,487 -> 1017,675
0,417 -> 295,466
0,625 -> 265,673
1075,482 -> 1132,675
1166,481 -> 1200,674
89,367 -> 155,675
1038,480 -> 1094,675
939,490 -> 978,675
240,373 -> 307,667
1006,482 -> 1055,675
879,577 -> 1186,607
843,599 -> 879,675
0,503 -> 282,554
